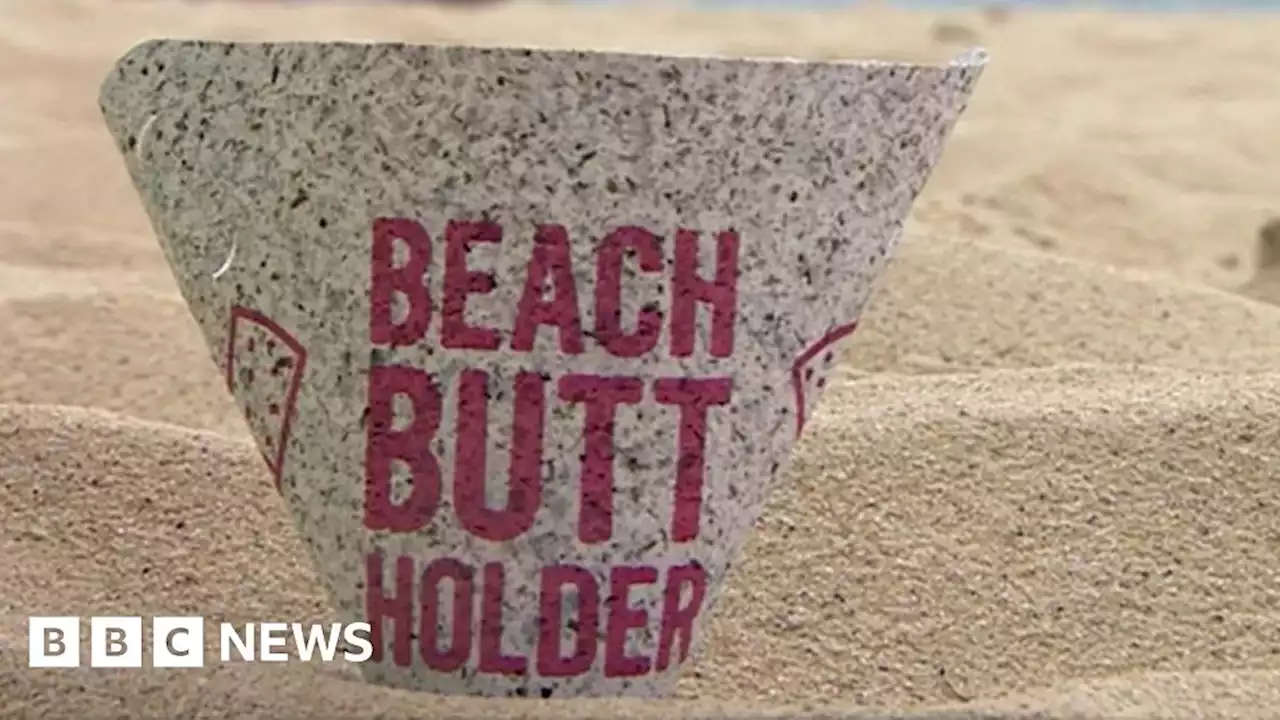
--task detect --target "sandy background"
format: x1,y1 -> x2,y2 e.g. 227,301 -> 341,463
4,0 -> 1280,718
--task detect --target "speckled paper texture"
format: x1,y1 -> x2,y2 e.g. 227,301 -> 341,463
99,40 -> 985,698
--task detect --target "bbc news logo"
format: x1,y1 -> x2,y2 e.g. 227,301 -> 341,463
28,616 -> 373,668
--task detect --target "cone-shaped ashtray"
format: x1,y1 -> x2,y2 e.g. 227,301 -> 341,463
100,40 -> 986,698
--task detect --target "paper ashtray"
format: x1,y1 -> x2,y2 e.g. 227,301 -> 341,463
100,40 -> 986,698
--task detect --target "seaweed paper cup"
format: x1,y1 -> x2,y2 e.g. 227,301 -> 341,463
99,41 -> 986,698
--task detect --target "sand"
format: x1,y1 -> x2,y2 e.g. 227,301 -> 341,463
3,1 -> 1280,718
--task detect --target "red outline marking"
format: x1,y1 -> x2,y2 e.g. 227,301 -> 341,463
225,305 -> 308,492
790,321 -> 858,439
